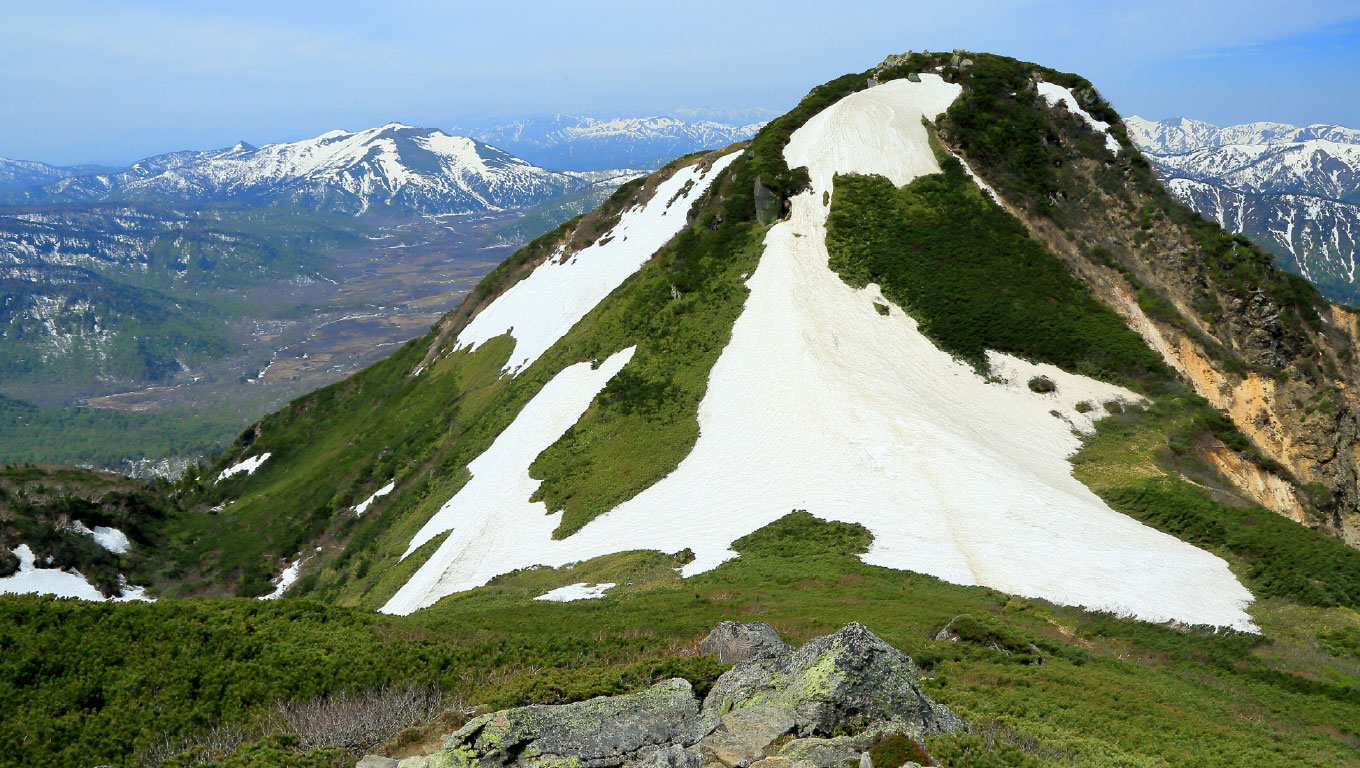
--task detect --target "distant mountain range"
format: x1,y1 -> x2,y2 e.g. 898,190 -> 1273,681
1126,116 -> 1360,303
452,114 -> 768,170
3,124 -> 589,216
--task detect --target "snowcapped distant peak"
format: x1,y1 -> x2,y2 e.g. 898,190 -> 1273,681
58,123 -> 583,215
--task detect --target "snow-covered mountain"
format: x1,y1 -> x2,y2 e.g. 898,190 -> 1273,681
455,114 -> 767,170
1126,116 -> 1360,155
1127,116 -> 1360,302
0,157 -> 120,195
11,124 -> 584,215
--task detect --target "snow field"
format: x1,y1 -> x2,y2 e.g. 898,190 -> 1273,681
451,151 -> 741,374
1036,81 -> 1122,155
384,77 -> 1256,630
534,582 -> 616,602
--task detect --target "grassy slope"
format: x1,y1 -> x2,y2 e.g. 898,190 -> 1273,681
2,514 -> 1358,767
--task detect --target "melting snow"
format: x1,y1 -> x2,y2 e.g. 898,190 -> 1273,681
382,77 -> 1256,631
452,151 -> 741,374
0,544 -> 152,602
353,481 -> 396,516
1036,81 -> 1122,155
534,582 -> 615,602
382,347 -> 636,614
258,550 -> 316,600
71,521 -> 132,554
217,453 -> 271,483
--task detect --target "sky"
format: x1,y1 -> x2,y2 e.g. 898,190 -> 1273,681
3,0 -> 1360,165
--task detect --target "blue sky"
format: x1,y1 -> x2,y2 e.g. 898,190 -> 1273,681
3,0 -> 1359,165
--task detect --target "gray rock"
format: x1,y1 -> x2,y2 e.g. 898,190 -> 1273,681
749,759 -> 816,768
702,623 -> 963,738
356,756 -> 399,768
440,678 -> 702,768
778,734 -> 872,767
0,547 -> 18,579
697,623 -> 791,665
635,744 -> 701,768
398,758 -> 433,768
698,706 -> 796,766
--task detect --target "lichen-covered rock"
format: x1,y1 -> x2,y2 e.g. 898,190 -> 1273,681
635,744 -> 701,768
440,678 -> 702,768
698,705 -> 797,766
697,622 -> 791,665
701,623 -> 963,737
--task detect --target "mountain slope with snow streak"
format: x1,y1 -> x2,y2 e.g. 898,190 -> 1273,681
382,77 -> 1256,630
451,150 -> 741,374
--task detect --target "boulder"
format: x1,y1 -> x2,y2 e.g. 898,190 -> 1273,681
356,756 -> 399,768
697,622 -> 791,665
430,624 -> 961,768
0,547 -> 18,579
697,705 -> 796,766
701,623 -> 963,737
441,678 -> 702,768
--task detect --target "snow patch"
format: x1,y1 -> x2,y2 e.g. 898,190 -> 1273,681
71,521 -> 132,554
0,544 -> 152,602
534,582 -> 615,602
451,152 -> 740,374
1036,81 -> 1121,155
382,77 -> 1256,631
217,453 -> 271,483
353,481 -> 396,516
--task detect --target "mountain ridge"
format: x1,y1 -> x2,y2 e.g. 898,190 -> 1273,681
6,123 -> 587,216
454,113 -> 767,170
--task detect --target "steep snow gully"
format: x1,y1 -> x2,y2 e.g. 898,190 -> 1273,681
383,77 -> 1257,631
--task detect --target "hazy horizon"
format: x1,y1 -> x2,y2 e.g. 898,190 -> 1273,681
3,0 -> 1358,166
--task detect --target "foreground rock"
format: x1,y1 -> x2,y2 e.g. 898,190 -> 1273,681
446,678 -> 702,768
701,623 -> 963,738
402,623 -> 961,768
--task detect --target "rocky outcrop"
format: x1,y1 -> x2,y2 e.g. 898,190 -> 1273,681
407,624 -> 961,768
445,678 -> 703,768
701,623 -> 963,738
696,622 -> 790,665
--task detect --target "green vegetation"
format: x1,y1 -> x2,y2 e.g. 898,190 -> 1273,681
825,165 -> 1166,387
0,395 -> 241,470
3,514 -> 1358,768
